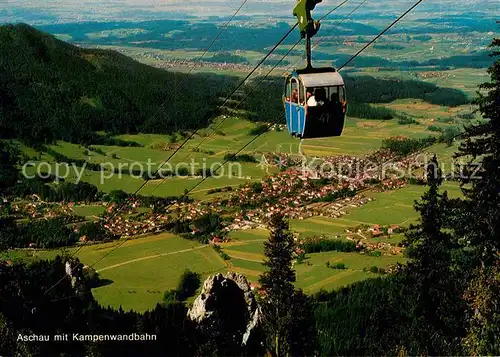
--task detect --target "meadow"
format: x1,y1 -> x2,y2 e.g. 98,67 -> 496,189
224,228 -> 407,294
8,178 -> 460,311
3,234 -> 228,311
20,96 -> 469,202
11,98 -> 469,311
3,216 -> 408,311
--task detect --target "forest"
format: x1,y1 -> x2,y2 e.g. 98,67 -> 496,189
1,24 -> 473,144
0,31 -> 499,356
0,24 -> 235,144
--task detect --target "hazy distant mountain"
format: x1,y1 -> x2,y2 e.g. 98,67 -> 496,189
3,0 -> 499,24
0,23 -> 236,143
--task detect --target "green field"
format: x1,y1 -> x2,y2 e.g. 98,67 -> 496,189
294,251 -> 405,294
3,234 -> 228,311
3,179 -> 460,311
224,195 -> 416,291
3,207 -> 410,312
417,68 -> 490,96
72,205 -> 107,218
222,183 -> 464,294
3,171 -> 461,312
288,183 -> 462,239
12,97 -> 468,312
20,98 -> 466,201
225,228 -> 407,295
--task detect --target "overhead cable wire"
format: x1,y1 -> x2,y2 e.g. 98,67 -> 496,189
44,0 -> 425,297
42,21 -> 299,296
142,0 -> 250,129
159,0 -> 354,174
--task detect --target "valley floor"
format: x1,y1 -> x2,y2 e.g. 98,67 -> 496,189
4,100 -> 473,311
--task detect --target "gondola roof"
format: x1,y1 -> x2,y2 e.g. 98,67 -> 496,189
295,71 -> 344,87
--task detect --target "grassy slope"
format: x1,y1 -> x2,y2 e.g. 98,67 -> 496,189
4,23 -> 478,312
0,23 -> 235,143
3,234 -> 227,311
20,96 -> 469,201
6,170 -> 463,312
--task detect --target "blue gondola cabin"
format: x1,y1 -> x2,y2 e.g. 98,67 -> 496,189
283,67 -> 347,139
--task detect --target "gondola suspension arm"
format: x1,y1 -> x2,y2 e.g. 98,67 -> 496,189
293,0 -> 322,68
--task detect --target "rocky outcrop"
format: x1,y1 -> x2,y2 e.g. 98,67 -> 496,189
65,259 -> 80,289
64,258 -> 92,295
188,272 -> 261,346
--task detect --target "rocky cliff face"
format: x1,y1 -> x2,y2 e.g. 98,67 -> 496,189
64,258 -> 94,296
65,259 -> 80,289
188,272 -> 262,346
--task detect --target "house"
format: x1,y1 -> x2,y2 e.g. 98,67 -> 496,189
211,237 -> 222,244
388,225 -> 400,234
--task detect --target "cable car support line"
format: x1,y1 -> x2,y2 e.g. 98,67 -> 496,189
43,0 -> 424,297
43,14 -> 301,296
179,0 -> 353,159
92,0 -> 425,268
339,0 -> 424,70
35,1 -> 251,282
142,0 -> 250,129
46,0 -> 423,297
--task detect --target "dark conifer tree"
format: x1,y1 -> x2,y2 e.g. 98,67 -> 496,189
0,141 -> 20,193
405,155 -> 450,263
259,214 -> 296,357
462,261 -> 500,355
452,34 -> 500,355
259,214 -> 316,357
452,35 -> 500,267
403,155 -> 465,354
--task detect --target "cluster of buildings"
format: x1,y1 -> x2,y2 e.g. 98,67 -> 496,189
152,59 -> 250,72
379,178 -> 407,191
3,200 -> 75,220
103,200 -> 223,237
103,214 -> 166,237
1,149 -> 428,248
357,240 -> 403,256
222,170 -> 351,214
366,224 -> 402,237
418,71 -> 454,80
99,151 -> 424,236
342,224 -> 404,255
317,195 -> 375,219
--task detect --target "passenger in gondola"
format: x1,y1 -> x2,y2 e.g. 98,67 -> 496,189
291,88 -> 299,103
307,88 -> 326,107
315,87 -> 326,105
307,91 -> 317,107
331,91 -> 340,105
307,91 -> 312,98
306,91 -> 312,104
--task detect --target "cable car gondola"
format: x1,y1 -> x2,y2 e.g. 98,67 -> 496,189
284,0 -> 347,139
